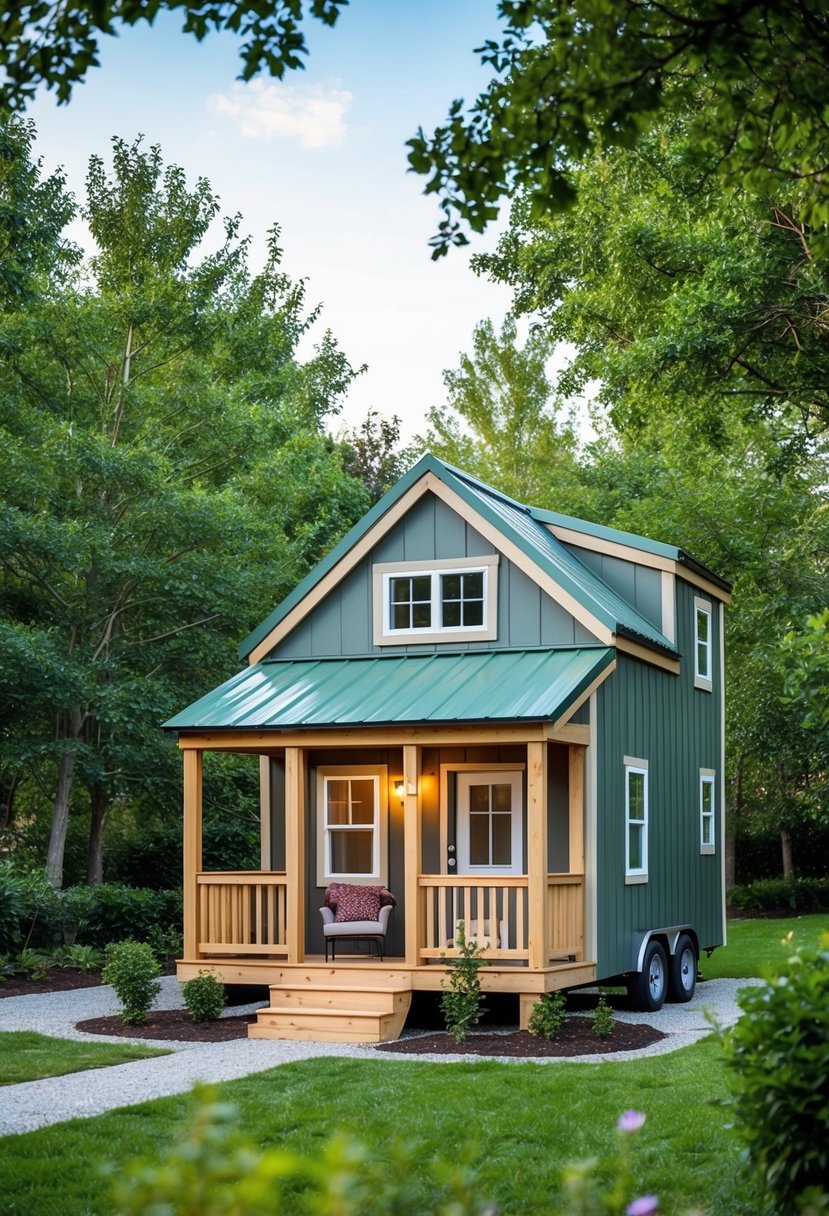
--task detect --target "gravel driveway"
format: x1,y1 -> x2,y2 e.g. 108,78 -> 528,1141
0,974 -> 758,1137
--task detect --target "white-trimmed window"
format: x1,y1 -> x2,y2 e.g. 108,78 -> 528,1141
700,770 -> 716,854
694,597 -> 713,691
373,556 -> 498,645
624,757 -> 649,882
316,765 -> 387,885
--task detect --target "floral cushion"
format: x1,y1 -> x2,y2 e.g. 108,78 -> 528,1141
326,883 -> 396,923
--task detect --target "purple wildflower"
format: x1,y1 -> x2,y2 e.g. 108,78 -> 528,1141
617,1110 -> 646,1133
626,1198 -> 659,1216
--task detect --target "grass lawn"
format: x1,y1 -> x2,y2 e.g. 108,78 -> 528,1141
0,1031 -> 170,1085
2,914 -> 820,1214
702,912 -> 828,979
0,1036 -> 761,1215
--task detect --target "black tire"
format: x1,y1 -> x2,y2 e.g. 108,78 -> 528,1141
667,934 -> 697,1003
627,939 -> 668,1012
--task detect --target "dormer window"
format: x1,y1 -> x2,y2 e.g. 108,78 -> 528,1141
373,556 -> 498,645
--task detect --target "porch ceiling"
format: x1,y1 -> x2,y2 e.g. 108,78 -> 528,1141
163,647 -> 614,732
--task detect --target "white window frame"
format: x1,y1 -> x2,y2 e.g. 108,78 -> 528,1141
700,769 -> 716,855
694,596 -> 713,691
373,556 -> 498,645
315,765 -> 388,886
624,756 -> 649,883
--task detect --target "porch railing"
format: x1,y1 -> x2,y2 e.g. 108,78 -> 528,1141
417,875 -> 529,961
196,871 -> 289,957
547,873 -> 584,961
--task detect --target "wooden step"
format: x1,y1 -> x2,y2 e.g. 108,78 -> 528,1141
265,965 -> 413,989
250,991 -> 411,1043
268,983 -> 408,1012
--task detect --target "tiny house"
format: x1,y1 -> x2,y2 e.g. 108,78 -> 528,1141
164,455 -> 730,1042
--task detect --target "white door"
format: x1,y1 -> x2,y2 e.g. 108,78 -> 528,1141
456,771 -> 523,876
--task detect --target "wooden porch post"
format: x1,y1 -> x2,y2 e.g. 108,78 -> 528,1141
182,748 -> 203,960
403,744 -> 421,967
285,747 -> 306,964
568,746 -> 585,875
526,741 -> 549,970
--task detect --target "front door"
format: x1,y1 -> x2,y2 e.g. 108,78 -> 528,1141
456,771 -> 523,876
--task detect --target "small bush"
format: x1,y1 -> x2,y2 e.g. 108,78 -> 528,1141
592,995 -> 614,1038
103,940 -> 162,1024
62,943 -> 105,972
528,992 -> 566,1039
441,921 -> 488,1043
183,970 -> 225,1022
146,923 -> 183,967
727,876 -> 829,914
724,934 -> 829,1213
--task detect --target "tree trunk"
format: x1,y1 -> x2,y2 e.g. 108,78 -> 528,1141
780,826 -> 795,879
86,782 -> 110,886
0,773 -> 19,831
45,708 -> 84,888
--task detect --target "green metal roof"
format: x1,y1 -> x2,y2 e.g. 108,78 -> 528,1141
238,453 -> 685,662
163,647 -> 615,732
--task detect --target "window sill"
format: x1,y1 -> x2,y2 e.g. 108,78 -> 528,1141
699,846 -> 716,856
625,873 -> 649,885
694,675 -> 713,692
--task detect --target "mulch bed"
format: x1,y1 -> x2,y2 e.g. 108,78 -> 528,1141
76,1009 -> 259,1042
0,968 -> 105,999
377,1018 -> 666,1058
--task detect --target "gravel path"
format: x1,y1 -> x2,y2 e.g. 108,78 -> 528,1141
0,975 -> 758,1137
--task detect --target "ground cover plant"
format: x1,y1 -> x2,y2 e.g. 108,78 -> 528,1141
701,914 -> 827,980
0,1037 -> 762,1215
0,1031 -> 168,1085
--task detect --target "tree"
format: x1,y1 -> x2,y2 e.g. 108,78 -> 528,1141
0,130 -> 368,886
0,0 -> 349,108
420,314 -> 580,505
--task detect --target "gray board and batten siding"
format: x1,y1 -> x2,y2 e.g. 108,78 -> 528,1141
593,577 -> 723,978
269,492 -> 602,659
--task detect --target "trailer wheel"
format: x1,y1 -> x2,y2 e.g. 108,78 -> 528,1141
628,940 -> 667,1012
667,934 -> 697,1003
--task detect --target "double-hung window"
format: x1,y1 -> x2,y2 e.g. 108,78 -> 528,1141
694,597 -> 713,691
316,766 -> 387,885
373,556 -> 498,645
625,757 -> 649,882
700,770 -> 716,854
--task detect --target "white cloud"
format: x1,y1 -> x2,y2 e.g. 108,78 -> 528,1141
207,79 -> 353,148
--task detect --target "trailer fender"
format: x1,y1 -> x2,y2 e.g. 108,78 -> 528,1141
631,925 -> 698,974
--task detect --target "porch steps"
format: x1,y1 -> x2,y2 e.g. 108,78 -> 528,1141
249,981 -> 412,1043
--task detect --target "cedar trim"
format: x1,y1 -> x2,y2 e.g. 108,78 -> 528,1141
616,636 -> 680,673
545,722 -> 590,744
551,659 -> 616,731
176,724 -> 556,751
547,524 -> 731,603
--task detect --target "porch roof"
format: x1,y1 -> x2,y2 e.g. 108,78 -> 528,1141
163,646 -> 614,732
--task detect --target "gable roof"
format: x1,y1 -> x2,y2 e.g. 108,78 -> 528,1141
239,454 -> 703,664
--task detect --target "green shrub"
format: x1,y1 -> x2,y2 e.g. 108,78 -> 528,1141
0,862 -> 27,953
65,883 -> 182,949
146,922 -> 183,966
441,921 -> 488,1043
592,995 -> 614,1038
61,943 -> 105,972
724,934 -> 829,1213
727,876 -> 829,914
14,947 -> 54,980
103,940 -> 162,1024
528,992 -> 566,1039
183,970 -> 225,1022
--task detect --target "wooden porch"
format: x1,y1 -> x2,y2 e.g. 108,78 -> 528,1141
178,736 -> 595,1042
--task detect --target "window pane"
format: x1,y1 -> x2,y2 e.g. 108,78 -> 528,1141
326,780 -> 349,824
492,813 -> 512,865
393,602 -> 410,630
412,576 -> 431,600
442,573 -> 461,599
413,601 -> 432,627
697,609 -> 709,643
628,772 -> 645,822
390,577 -> 410,604
492,783 -> 512,814
442,600 -> 461,626
701,780 -> 713,815
462,600 -> 483,626
469,813 -> 489,865
330,829 -> 373,875
628,824 -> 642,871
469,784 -> 489,814
349,779 -> 375,824
702,815 -> 712,846
697,641 -> 709,676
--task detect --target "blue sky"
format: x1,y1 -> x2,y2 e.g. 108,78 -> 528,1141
29,1 -> 515,440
